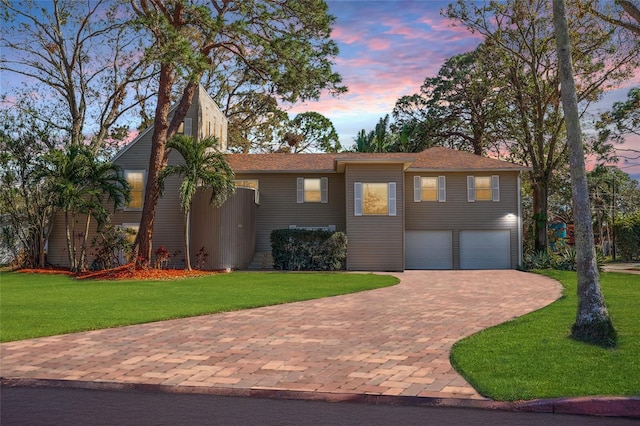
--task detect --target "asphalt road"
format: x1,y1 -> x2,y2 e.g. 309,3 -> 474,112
1,386 -> 636,426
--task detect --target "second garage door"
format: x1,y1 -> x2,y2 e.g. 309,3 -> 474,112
405,230 -> 453,269
460,230 -> 510,269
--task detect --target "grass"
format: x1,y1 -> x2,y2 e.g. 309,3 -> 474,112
450,270 -> 640,401
0,271 -> 398,342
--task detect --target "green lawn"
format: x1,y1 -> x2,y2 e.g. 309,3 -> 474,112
0,271 -> 398,342
450,270 -> 640,401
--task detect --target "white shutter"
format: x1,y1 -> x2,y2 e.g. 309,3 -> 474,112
183,118 -> 192,136
414,176 -> 421,202
467,176 -> 475,202
438,176 -> 446,202
354,182 -> 363,216
492,175 -> 500,202
388,182 -> 396,216
320,177 -> 328,203
296,177 -> 304,203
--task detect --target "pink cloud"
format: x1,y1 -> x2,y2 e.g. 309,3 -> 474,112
368,38 -> 391,51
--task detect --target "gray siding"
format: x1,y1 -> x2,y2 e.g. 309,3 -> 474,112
345,164 -> 404,271
405,171 -> 520,269
234,173 -> 346,252
190,188 -> 256,269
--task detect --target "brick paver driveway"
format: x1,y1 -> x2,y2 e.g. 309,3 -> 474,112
1,270 -> 561,401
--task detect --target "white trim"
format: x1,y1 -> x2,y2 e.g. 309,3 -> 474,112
296,177 -> 304,203
467,176 -> 475,202
388,182 -> 396,216
492,175 -> 500,202
354,182 -> 363,216
413,176 -> 421,202
320,177 -> 328,204
438,176 -> 446,202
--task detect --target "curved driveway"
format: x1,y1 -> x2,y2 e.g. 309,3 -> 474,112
1,270 -> 561,400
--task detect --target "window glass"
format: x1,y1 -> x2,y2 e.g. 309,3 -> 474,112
123,225 -> 139,244
421,177 -> 438,201
234,179 -> 259,190
125,171 -> 144,209
363,183 -> 388,215
304,178 -> 321,202
475,176 -> 492,201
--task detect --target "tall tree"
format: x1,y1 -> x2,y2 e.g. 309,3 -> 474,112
588,0 -> 640,35
279,112 -> 341,153
130,0 -> 345,265
393,46 -> 506,155
553,0 -> 615,347
445,0 -> 640,252
0,0 -> 153,153
159,135 -> 234,270
0,110 -> 59,268
595,87 -> 640,162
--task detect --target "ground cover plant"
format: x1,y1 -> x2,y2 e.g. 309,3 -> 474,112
450,270 -> 640,400
0,271 -> 398,342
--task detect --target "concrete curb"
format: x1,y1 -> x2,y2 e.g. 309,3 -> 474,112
2,378 -> 638,419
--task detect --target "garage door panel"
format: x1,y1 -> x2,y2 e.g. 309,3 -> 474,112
406,231 -> 452,269
460,230 -> 510,269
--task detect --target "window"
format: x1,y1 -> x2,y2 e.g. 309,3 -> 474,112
467,175 -> 499,202
297,177 -> 328,203
124,170 -> 146,210
354,182 -> 396,216
122,223 -> 139,244
234,179 -> 259,190
413,176 -> 446,202
176,118 -> 192,135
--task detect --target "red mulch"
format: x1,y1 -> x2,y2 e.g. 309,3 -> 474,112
16,264 -> 219,281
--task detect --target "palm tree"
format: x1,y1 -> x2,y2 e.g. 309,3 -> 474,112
41,146 -> 130,271
159,135 -> 235,270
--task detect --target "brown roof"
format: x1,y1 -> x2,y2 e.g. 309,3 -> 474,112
227,147 -> 526,173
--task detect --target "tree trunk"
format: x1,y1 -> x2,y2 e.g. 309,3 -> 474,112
553,0 -> 615,347
184,209 -> 191,271
532,179 -> 549,252
135,64 -> 175,266
79,214 -> 91,271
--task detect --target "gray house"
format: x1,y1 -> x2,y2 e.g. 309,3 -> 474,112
47,89 -> 527,271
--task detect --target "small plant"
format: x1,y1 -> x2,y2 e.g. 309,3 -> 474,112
153,246 -> 171,269
195,246 -> 209,270
89,225 -> 131,271
522,250 -> 555,270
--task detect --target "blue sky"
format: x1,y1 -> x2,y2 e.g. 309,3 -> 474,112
290,0 -> 640,180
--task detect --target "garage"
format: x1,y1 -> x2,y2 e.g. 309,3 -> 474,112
405,230 -> 453,269
459,230 -> 511,269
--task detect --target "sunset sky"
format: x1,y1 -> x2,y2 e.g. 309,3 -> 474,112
291,0 -> 640,180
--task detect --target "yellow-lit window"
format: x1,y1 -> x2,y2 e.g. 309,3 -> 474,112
421,177 -> 438,201
234,179 -> 259,190
125,170 -> 145,210
304,178 -> 321,202
475,176 -> 492,201
363,183 -> 388,215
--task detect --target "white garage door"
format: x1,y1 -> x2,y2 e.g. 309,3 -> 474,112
405,231 -> 453,269
460,230 -> 510,269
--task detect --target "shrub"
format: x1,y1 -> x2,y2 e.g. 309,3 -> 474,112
613,213 -> 640,261
270,229 -> 347,271
522,250 -> 555,270
89,225 -> 131,270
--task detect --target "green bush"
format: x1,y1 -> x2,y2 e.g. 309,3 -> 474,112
522,247 -> 605,272
613,213 -> 640,261
522,250 -> 555,270
270,229 -> 347,271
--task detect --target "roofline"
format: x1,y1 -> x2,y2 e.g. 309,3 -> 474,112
406,167 -> 529,172
234,169 -> 337,174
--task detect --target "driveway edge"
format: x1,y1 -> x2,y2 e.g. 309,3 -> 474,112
3,378 -> 638,419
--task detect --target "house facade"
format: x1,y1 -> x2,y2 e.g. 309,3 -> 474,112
47,91 -> 527,271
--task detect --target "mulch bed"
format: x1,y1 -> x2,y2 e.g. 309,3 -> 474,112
15,264 -> 219,281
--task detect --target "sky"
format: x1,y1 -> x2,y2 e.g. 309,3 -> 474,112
290,0 -> 640,181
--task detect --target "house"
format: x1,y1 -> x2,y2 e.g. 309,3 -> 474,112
47,88 -> 527,271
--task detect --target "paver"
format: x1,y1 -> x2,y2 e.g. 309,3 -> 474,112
0,270 -> 561,400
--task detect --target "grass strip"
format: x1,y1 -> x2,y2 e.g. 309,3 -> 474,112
450,270 -> 640,400
0,271 -> 398,342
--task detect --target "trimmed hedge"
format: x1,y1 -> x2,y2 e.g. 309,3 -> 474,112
270,229 -> 347,271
